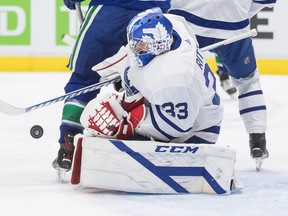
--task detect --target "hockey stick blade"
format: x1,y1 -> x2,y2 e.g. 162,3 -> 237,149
61,34 -> 76,46
0,99 -> 26,115
0,76 -> 121,116
61,3 -> 83,46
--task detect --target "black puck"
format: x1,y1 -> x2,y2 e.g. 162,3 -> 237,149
30,125 -> 44,139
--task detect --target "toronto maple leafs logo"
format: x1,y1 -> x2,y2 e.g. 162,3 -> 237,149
142,22 -> 172,55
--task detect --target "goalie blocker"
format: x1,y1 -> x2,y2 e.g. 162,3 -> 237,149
71,135 -> 237,195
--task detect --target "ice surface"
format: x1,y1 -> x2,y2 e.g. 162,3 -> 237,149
0,72 -> 287,216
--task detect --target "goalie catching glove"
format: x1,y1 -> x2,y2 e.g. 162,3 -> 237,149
80,93 -> 145,140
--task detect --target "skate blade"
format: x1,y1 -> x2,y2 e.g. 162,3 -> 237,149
255,158 -> 263,171
56,168 -> 68,183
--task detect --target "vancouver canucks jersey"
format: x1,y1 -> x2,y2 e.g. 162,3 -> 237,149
89,0 -> 171,12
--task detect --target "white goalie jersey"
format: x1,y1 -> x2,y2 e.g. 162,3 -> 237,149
123,14 -> 223,143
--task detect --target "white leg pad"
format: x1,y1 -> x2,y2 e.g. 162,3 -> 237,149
71,135 -> 237,195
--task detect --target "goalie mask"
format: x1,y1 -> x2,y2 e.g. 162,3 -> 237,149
127,7 -> 173,67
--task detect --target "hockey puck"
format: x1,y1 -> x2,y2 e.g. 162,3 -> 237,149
30,125 -> 44,139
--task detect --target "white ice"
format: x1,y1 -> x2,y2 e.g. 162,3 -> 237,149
0,72 -> 287,216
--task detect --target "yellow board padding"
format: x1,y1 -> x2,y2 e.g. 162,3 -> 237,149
0,57 -> 70,72
0,56 -> 287,75
206,58 -> 288,75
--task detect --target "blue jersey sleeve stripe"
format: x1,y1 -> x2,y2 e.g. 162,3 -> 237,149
169,9 -> 250,31
150,106 -> 176,140
155,105 -> 192,133
238,90 -> 263,99
240,105 -> 267,115
184,135 -> 215,144
201,125 -> 221,134
253,0 -> 277,4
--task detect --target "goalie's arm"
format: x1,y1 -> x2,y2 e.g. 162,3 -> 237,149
92,45 -> 129,80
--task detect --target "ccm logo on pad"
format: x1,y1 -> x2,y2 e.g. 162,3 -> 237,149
155,145 -> 199,153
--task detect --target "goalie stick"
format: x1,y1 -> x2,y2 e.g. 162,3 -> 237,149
0,29 -> 257,116
61,34 -> 76,47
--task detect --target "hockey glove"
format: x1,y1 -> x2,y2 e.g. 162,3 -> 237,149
121,92 -> 145,112
80,93 -> 145,139
63,0 -> 84,10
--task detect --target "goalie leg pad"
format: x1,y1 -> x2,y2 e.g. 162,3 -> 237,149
71,136 -> 237,195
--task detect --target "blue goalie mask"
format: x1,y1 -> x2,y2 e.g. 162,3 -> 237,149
127,7 -> 173,67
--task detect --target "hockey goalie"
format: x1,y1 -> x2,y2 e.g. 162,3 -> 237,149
70,8 -> 237,195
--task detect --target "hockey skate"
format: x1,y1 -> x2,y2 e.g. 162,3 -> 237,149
217,70 -> 237,96
249,133 -> 269,171
52,132 -> 76,183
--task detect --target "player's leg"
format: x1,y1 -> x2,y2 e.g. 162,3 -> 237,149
214,37 -> 268,160
215,54 -> 237,95
54,5 -> 140,171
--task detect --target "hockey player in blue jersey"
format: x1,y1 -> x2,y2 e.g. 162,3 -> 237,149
53,0 -> 171,172
80,7 -> 223,144
169,0 -> 277,166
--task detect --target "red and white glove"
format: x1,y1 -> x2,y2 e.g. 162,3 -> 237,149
80,93 -> 145,139
114,104 -> 146,139
121,92 -> 145,112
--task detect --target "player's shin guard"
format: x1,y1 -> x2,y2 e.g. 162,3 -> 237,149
234,72 -> 267,134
